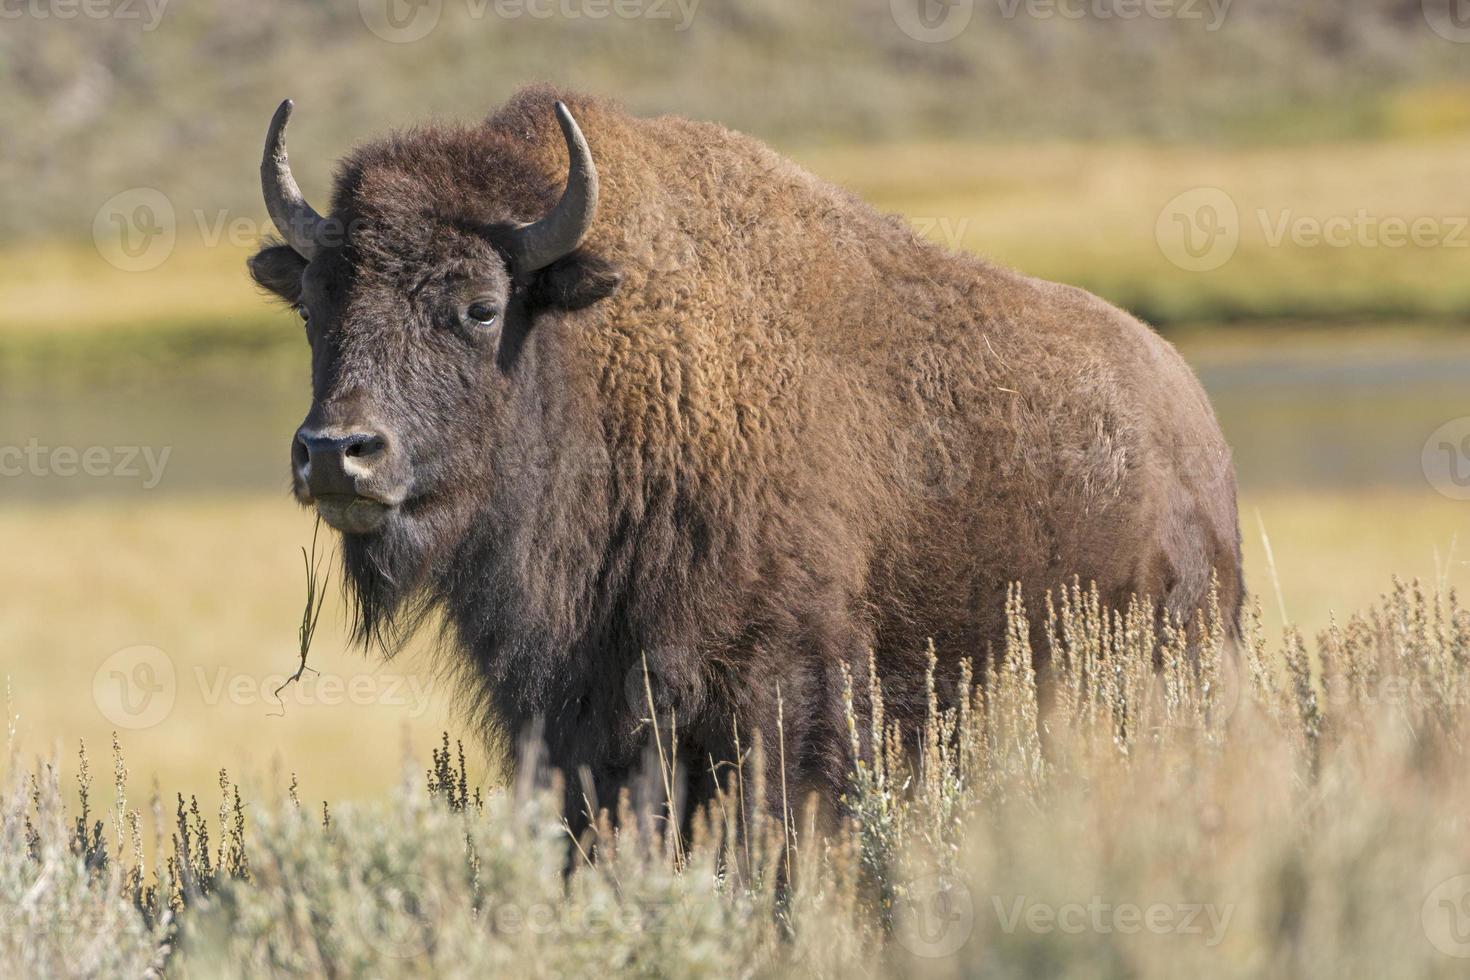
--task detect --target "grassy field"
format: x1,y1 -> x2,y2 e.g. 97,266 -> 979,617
12,567 -> 1470,977
3,487 -> 1465,804
4,136 -> 1470,358
6,135 -> 1470,798
0,497 -> 483,803
14,4 -> 1470,970
802,137 -> 1470,325
6,131 -> 1470,974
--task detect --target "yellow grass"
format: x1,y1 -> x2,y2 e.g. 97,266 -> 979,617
0,497 -> 485,802
0,241 -> 265,336
3,488 -> 1465,799
1243,489 -> 1470,639
796,137 -> 1470,322
15,535 -> 1470,976
8,137 -> 1470,338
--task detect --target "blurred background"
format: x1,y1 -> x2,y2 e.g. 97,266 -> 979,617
4,0 -> 1470,799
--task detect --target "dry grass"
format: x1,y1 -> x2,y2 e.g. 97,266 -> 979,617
797,137 -> 1470,325
1243,489 -> 1470,640
3,488 -> 1467,804
0,496 -> 484,804
9,137 -> 1470,344
11,571 -> 1470,976
0,241 -> 268,337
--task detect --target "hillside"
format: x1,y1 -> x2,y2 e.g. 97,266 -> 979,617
5,0 -> 1470,243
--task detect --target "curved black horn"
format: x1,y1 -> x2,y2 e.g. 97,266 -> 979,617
261,99 -> 325,260
505,102 -> 600,274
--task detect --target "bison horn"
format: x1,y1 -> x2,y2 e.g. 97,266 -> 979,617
261,99 -> 325,261
505,102 -> 600,274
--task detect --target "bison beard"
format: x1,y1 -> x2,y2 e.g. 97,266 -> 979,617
251,85 -> 1244,836
338,510 -> 436,652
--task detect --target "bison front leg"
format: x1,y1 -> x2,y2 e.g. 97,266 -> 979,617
560,737 -> 691,853
694,633 -> 871,843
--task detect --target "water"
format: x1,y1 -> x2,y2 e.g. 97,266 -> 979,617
0,377 -> 304,501
2,346 -> 1465,501
1199,348 -> 1470,492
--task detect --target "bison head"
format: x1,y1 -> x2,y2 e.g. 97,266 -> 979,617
248,98 -> 621,641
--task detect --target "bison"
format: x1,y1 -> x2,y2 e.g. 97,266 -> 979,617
250,86 -> 1242,828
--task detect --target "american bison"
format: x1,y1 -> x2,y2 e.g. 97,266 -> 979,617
250,85 -> 1242,827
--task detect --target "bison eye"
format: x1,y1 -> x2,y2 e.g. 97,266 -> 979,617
296,304 -> 310,323
465,302 -> 499,327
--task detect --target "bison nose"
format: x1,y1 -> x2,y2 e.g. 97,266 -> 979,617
292,427 -> 391,499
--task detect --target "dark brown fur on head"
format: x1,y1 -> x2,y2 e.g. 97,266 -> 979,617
250,85 -> 1243,828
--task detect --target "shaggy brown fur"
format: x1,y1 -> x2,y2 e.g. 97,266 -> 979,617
250,85 -> 1242,827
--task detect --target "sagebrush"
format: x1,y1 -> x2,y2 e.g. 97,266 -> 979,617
7,578 -> 1470,977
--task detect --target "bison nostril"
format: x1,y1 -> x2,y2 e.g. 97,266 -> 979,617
294,427 -> 393,497
345,434 -> 386,460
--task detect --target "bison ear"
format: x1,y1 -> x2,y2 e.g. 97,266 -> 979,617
525,249 -> 621,312
248,242 -> 309,305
